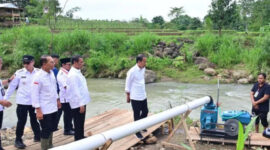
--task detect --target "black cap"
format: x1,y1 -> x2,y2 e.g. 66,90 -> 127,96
22,55 -> 34,63
51,54 -> 60,58
60,57 -> 71,65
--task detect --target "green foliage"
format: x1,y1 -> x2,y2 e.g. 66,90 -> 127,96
65,7 -> 81,19
249,0 -> 270,31
127,33 -> 158,55
208,37 -> 241,67
260,34 -> 270,66
168,7 -> 185,19
147,56 -> 173,70
171,15 -> 202,30
172,56 -> 185,69
54,30 -> 90,55
195,33 -> 220,56
236,117 -> 257,150
25,0 -> 44,18
180,143 -> 192,150
208,0 -> 239,35
152,16 -> 165,26
86,50 -> 133,77
236,122 -> 244,150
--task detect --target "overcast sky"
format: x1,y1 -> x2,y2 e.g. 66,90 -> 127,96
58,0 -> 212,21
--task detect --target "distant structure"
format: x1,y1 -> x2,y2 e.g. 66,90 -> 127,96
0,3 -> 23,27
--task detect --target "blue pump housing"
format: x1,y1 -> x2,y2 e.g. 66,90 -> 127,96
222,110 -> 251,125
200,99 -> 218,130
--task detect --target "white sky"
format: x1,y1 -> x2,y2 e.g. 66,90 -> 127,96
58,0 -> 212,21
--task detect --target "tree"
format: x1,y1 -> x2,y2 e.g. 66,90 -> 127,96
131,15 -> 149,27
171,15 -> 202,30
249,0 -> 270,31
152,16 -> 165,26
25,0 -> 43,18
204,16 -> 213,31
168,7 -> 185,19
190,17 -> 202,30
239,0 -> 254,32
208,0 -> 238,36
65,7 -> 81,19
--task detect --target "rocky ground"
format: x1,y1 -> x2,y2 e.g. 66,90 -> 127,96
1,127 -> 35,147
0,126 -> 63,147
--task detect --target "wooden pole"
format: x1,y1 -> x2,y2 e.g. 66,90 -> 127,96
182,113 -> 196,150
101,139 -> 113,150
162,110 -> 196,150
166,110 -> 191,142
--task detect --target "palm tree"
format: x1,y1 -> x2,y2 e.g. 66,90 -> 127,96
168,7 -> 185,19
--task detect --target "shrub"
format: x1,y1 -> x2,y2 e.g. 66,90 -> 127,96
126,33 -> 158,55
54,30 -> 90,55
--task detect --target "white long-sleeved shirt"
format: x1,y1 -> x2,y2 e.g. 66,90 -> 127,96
0,80 -> 5,111
66,67 -> 91,109
4,68 -> 39,105
125,64 -> 147,101
31,69 -> 58,115
57,68 -> 69,103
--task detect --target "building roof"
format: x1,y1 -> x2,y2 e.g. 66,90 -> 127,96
0,3 -> 19,9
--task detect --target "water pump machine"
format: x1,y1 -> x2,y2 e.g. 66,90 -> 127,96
200,80 -> 251,139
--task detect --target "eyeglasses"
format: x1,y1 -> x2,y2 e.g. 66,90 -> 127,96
23,62 -> 30,65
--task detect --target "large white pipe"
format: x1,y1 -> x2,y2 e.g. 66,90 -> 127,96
51,96 -> 211,150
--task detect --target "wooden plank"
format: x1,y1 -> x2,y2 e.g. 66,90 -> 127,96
166,111 -> 191,142
188,127 -> 270,146
4,109 -> 167,150
4,109 -> 125,150
51,112 -> 133,147
109,122 -> 165,150
182,115 -> 196,150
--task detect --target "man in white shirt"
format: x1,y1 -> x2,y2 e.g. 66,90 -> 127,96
66,55 -> 91,141
56,58 -> 74,135
0,57 -> 12,150
5,55 -> 41,149
125,54 -> 148,139
31,55 -> 61,150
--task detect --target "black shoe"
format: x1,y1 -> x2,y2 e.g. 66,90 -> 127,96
33,137 -> 40,142
142,129 -> 147,132
14,139 -> 26,149
135,132 -> 143,139
64,130 -> 75,135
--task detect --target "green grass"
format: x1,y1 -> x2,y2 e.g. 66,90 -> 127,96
158,65 -> 217,84
1,25 -> 269,82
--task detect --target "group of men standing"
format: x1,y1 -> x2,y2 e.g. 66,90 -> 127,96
0,53 -> 149,150
0,54 -> 91,150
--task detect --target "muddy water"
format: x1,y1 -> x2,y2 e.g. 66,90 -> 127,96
2,79 -> 255,128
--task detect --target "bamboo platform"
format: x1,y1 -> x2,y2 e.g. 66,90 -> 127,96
4,109 -> 166,150
188,127 -> 270,147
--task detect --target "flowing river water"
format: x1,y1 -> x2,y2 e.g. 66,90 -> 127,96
2,78 -> 257,128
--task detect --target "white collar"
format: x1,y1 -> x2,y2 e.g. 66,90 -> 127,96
71,67 -> 81,73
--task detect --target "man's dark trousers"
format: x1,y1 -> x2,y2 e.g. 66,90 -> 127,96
131,99 -> 148,121
56,103 -> 73,132
71,106 -> 86,141
16,104 -> 40,140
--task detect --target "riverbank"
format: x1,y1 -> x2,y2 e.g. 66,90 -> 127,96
0,26 -> 269,85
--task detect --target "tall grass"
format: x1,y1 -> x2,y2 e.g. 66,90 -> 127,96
1,25 -> 268,78
0,26 -> 165,77
195,33 -> 268,74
